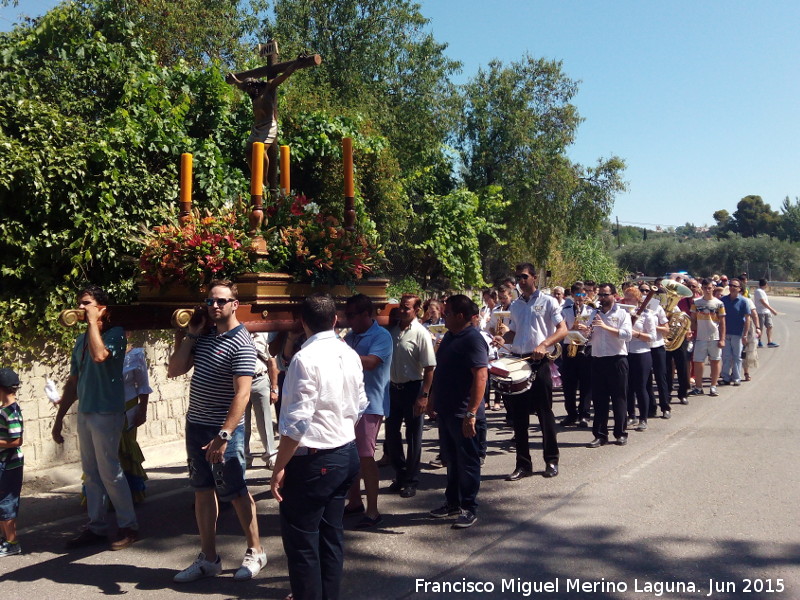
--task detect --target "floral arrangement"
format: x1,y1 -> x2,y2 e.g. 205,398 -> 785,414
137,210 -> 255,290
260,193 -> 383,286
137,194 -> 384,290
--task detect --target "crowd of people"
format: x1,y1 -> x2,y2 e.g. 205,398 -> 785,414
0,271 -> 782,599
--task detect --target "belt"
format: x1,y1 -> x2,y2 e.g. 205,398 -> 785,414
293,447 -> 319,456
390,380 -> 422,389
253,372 -> 267,381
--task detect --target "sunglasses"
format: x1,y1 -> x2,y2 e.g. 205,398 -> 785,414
205,298 -> 236,307
515,274 -> 531,281
597,293 -> 612,297
574,293 -> 586,297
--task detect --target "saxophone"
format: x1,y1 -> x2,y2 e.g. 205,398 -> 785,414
661,281 -> 693,351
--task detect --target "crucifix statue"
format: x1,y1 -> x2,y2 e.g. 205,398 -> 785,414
226,40 -> 321,199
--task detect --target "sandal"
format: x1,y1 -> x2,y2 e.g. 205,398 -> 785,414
355,514 -> 383,529
343,503 -> 365,515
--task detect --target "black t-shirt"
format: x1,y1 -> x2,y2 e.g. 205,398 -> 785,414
432,325 -> 488,418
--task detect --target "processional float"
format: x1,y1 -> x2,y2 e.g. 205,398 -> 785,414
58,41 -> 392,333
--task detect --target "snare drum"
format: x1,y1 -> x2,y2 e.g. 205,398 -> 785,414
489,357 -> 533,395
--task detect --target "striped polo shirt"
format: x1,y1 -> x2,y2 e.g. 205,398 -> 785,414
0,402 -> 23,469
187,324 -> 257,428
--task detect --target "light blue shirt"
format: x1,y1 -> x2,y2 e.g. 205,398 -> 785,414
345,320 -> 393,416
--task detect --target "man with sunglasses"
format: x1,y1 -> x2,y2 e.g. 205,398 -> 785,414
493,263 -> 567,480
720,279 -> 750,386
690,279 -> 726,397
52,285 -> 139,551
168,280 -> 266,583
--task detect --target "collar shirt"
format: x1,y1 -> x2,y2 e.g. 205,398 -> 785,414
508,290 -> 564,355
628,309 -> 657,354
650,304 -> 669,348
589,304 -> 632,357
344,319 -> 393,416
70,326 -> 127,414
390,319 -> 436,384
279,330 -> 368,449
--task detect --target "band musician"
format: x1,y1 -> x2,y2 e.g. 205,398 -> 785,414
493,263 -> 567,480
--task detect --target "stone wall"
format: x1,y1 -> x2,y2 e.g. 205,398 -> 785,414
14,336 -> 190,473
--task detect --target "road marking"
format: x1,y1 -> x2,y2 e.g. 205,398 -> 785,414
621,428 -> 697,479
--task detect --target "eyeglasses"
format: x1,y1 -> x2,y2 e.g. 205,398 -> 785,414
78,300 -> 93,306
597,293 -> 612,297
205,298 -> 236,307
515,274 -> 530,281
729,284 -> 741,289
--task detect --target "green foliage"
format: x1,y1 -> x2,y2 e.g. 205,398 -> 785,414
779,196 -> 800,242
456,55 -> 626,269
405,186 -> 507,290
0,2 -> 249,354
386,276 -> 423,300
615,236 -> 800,281
548,236 -> 625,288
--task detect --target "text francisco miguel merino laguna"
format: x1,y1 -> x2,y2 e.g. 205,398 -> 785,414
415,577 -> 786,596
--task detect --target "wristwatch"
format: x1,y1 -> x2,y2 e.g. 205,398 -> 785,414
218,429 -> 232,441
465,411 -> 476,419
271,387 -> 279,394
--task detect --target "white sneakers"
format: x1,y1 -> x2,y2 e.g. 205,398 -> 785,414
234,547 -> 268,580
174,552 -> 222,583
174,548 -> 267,583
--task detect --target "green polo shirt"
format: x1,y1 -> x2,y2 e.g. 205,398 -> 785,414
70,326 -> 126,414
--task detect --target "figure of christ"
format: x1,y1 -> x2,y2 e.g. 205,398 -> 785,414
226,61 -> 300,195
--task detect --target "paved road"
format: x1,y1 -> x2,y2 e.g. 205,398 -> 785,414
4,298 -> 799,599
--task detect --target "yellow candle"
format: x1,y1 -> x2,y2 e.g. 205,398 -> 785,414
280,145 -> 290,195
180,153 -> 192,205
251,142 -> 264,196
343,137 -> 354,197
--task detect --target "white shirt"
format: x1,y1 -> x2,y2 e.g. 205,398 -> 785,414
628,309 -> 656,354
508,291 -> 564,355
753,288 -> 770,314
279,330 -> 368,450
590,304 -> 633,357
251,332 -> 274,376
390,319 -> 436,383
123,347 -> 153,403
650,305 -> 669,348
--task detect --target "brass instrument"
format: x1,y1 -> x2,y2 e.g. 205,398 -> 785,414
660,281 -> 693,351
566,314 -> 590,357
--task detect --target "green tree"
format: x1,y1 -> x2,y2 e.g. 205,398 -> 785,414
456,56 -> 625,269
730,195 -> 780,237
0,2 -> 257,353
779,196 -> 800,242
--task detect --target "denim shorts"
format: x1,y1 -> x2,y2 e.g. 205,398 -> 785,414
0,463 -> 23,520
185,421 -> 247,502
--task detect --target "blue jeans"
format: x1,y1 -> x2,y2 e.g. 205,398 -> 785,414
185,421 -> 247,502
78,412 -> 137,533
438,415 -> 482,514
721,335 -> 744,383
279,441 -> 359,600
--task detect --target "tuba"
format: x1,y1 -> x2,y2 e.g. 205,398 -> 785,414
660,281 -> 693,351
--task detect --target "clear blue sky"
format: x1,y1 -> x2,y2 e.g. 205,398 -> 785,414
4,0 -> 799,230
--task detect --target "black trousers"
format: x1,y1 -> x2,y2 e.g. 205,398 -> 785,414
510,359 -> 559,470
279,442 -> 360,600
385,380 -> 424,487
650,345 -> 670,412
561,348 -> 592,420
591,355 -> 629,440
666,341 -> 690,400
627,351 -> 652,421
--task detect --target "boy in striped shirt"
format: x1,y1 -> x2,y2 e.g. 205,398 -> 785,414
0,368 -> 23,557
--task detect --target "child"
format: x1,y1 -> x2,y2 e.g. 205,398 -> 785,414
0,368 -> 23,557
